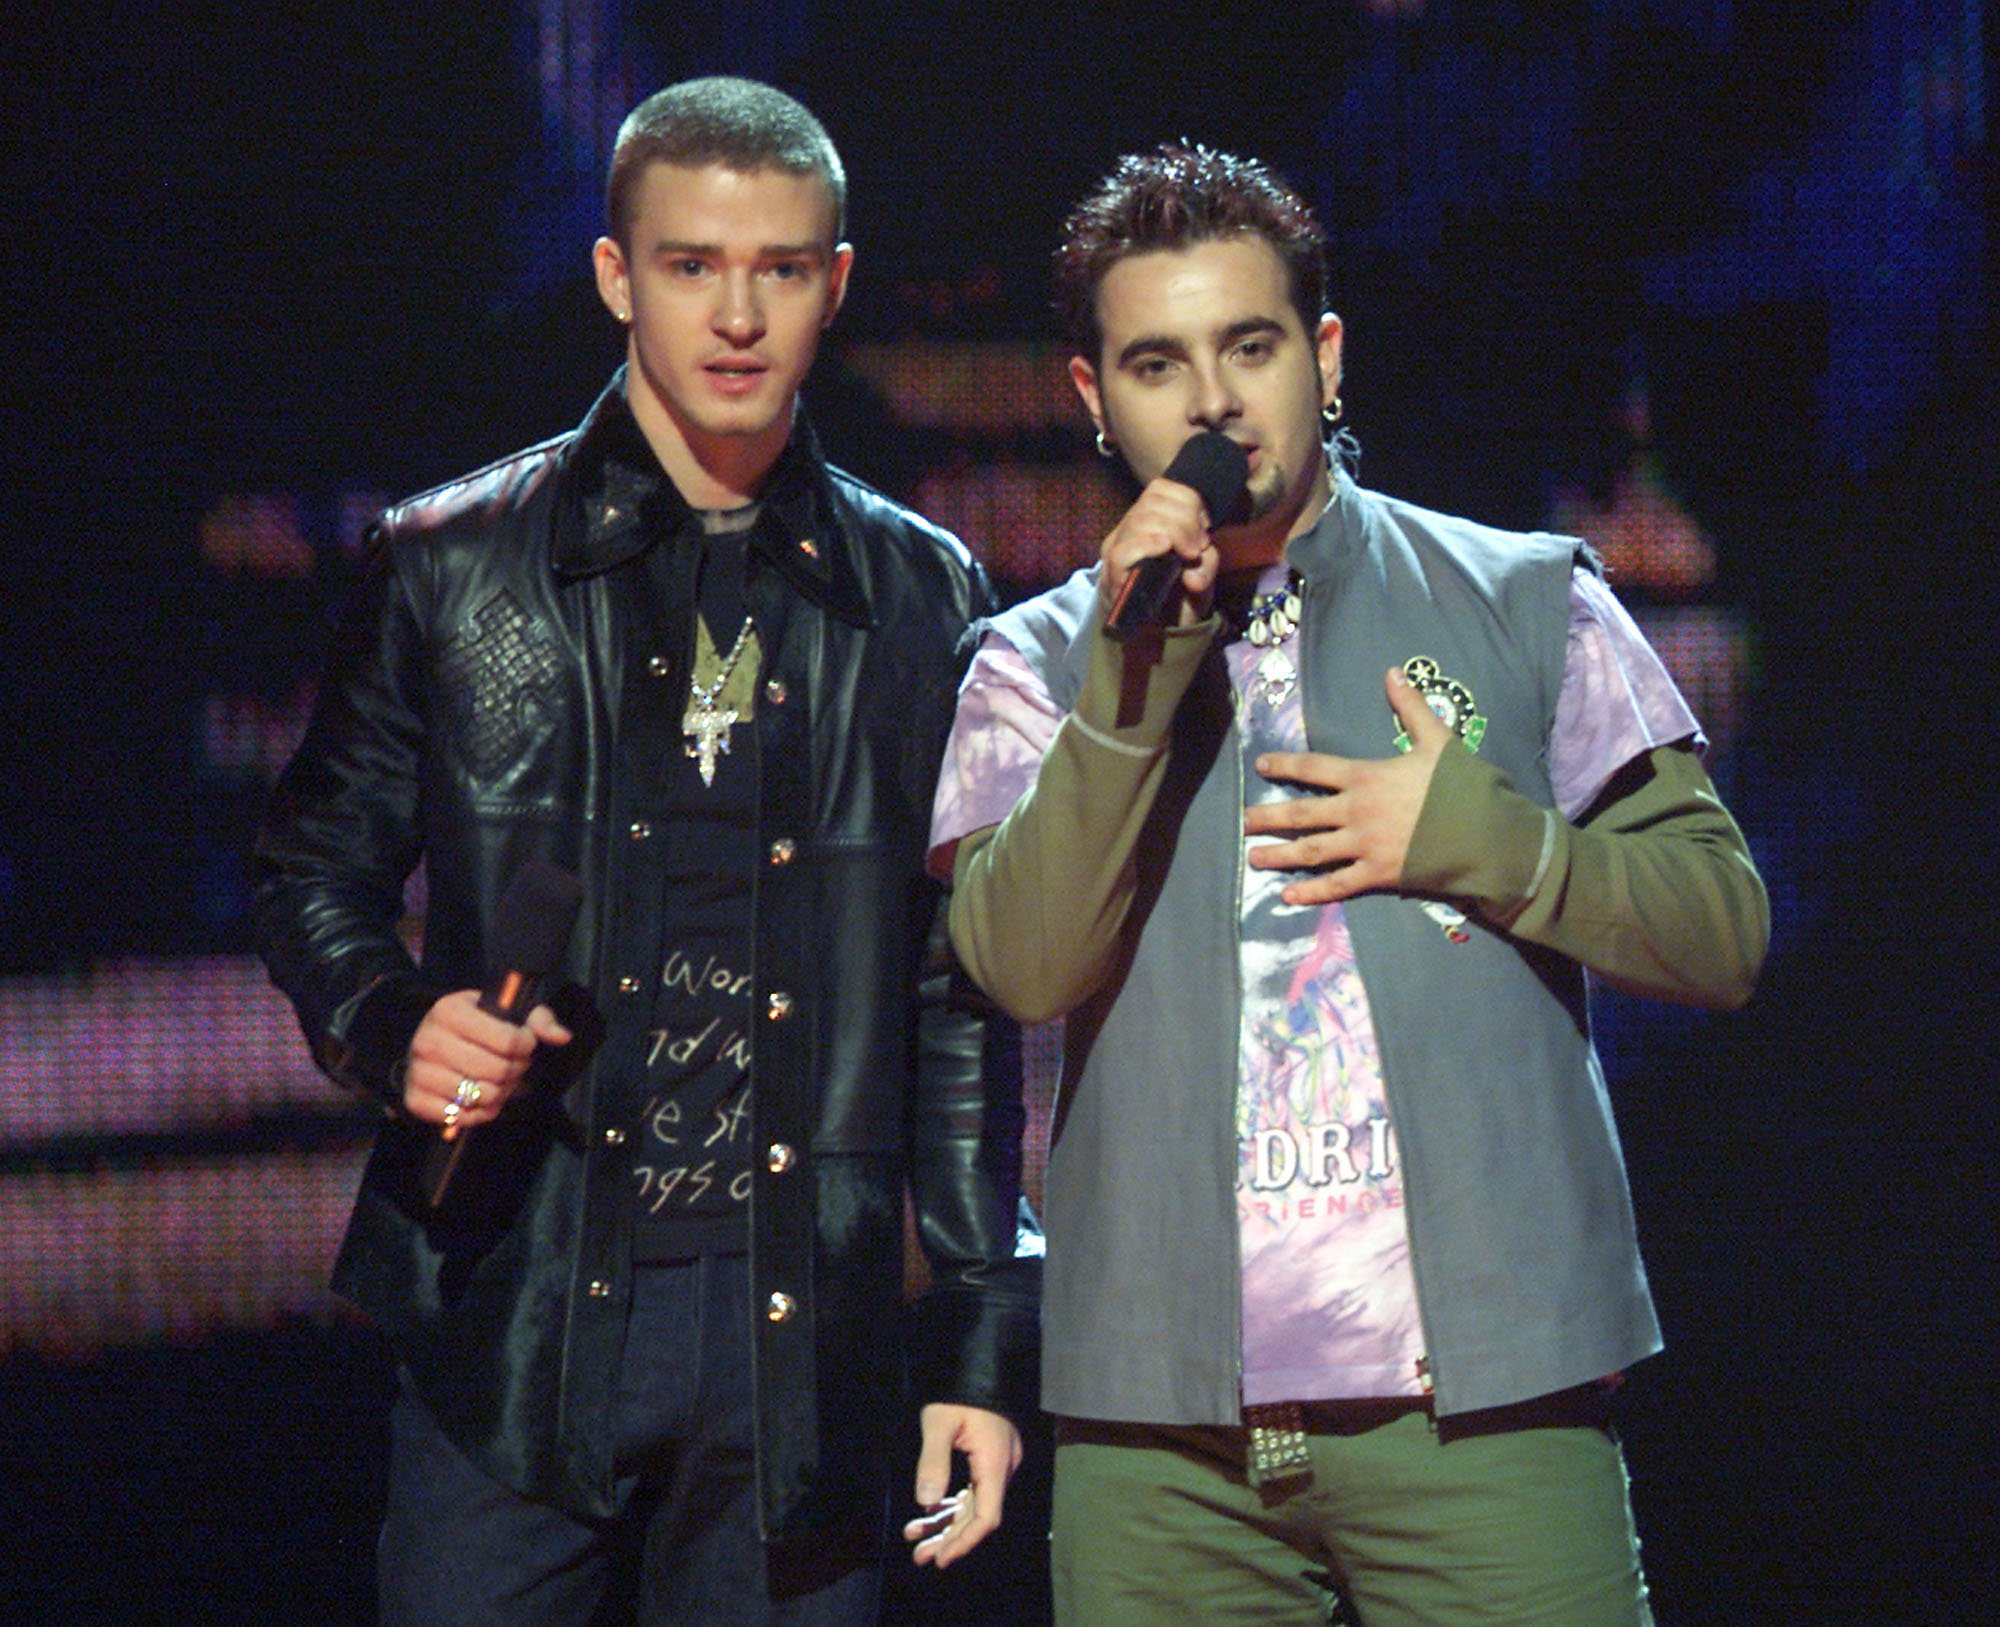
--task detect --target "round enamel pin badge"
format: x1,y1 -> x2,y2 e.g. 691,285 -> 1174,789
1393,656 -> 1487,754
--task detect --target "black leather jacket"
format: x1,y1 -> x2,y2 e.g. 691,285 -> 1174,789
252,373 -> 1038,1534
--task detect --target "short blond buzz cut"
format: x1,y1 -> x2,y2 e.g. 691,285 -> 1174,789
606,76 -> 847,249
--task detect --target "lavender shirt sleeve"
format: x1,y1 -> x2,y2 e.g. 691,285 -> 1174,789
1549,568 -> 1705,821
927,633 -> 1064,873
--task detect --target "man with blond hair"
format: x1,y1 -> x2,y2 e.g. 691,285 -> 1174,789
257,77 -> 1035,1624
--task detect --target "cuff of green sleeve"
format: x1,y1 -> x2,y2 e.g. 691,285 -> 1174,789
1403,741 -> 1554,917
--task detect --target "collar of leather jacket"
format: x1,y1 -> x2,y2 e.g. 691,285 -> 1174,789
549,367 -> 872,630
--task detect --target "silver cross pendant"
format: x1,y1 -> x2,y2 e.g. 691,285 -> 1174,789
683,696 -> 738,786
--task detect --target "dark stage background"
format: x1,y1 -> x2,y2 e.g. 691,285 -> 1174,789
2,3 -> 1994,1622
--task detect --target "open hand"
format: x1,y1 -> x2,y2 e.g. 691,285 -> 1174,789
1243,666 -> 1452,906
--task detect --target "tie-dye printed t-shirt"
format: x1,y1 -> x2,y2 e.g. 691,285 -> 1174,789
1228,562 -> 1423,1400
930,563 -> 1698,1403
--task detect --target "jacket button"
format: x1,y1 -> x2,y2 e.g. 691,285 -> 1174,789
629,820 -> 652,841
768,838 -> 796,866
767,1291 -> 797,1321
766,990 -> 793,1021
797,537 -> 820,560
647,654 -> 670,677
767,1142 -> 796,1173
618,975 -> 641,995
764,678 -> 788,706
587,1279 -> 612,1298
604,1127 -> 626,1146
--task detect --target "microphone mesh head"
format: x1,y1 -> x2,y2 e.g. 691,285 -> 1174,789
1164,431 -> 1251,526
488,859 -> 583,976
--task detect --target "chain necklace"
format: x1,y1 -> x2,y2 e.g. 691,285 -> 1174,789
682,616 -> 755,786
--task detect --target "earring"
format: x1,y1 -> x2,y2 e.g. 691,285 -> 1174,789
1094,430 -> 1116,459
1322,396 -> 1343,426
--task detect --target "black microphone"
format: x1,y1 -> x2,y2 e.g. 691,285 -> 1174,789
1103,430 -> 1252,639
423,858 -> 584,1208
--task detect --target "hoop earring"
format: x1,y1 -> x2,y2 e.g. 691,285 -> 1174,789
1322,396 -> 1343,426
1094,430 -> 1116,459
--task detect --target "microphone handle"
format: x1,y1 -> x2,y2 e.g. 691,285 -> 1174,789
481,969 -> 533,1023
1103,553 -> 1183,640
423,1121 -> 471,1210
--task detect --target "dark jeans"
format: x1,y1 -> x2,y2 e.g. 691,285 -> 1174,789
378,1253 -> 884,1626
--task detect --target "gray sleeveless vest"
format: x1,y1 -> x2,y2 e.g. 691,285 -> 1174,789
992,474 -> 1660,1422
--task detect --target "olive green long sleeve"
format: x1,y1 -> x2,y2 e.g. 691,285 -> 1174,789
948,621 -> 1218,1024
1404,738 -> 1769,1008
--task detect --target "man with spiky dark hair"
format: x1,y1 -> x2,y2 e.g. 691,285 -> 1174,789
255,77 -> 1036,1624
931,142 -> 1768,1624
